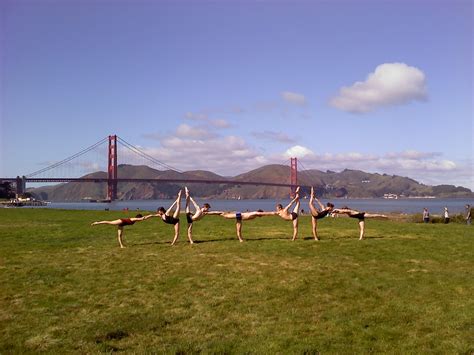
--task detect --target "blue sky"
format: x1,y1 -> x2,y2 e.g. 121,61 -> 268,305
1,0 -> 473,189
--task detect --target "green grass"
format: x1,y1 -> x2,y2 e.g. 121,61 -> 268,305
0,209 -> 473,353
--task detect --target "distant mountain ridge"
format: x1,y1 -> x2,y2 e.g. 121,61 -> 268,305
29,164 -> 473,201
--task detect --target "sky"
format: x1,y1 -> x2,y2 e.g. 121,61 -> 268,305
1,0 -> 473,189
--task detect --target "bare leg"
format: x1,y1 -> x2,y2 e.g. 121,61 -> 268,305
293,199 -> 300,214
311,217 -> 319,240
91,219 -> 122,226
171,222 -> 180,245
359,220 -> 365,240
173,191 -> 182,219
187,223 -> 194,244
236,221 -> 243,242
117,226 -> 125,248
292,218 -> 299,241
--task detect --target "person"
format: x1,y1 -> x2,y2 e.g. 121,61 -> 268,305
91,214 -> 149,248
423,208 -> 430,223
466,204 -> 472,225
332,207 -> 388,240
308,186 -> 334,240
444,207 -> 450,224
154,190 -> 182,245
219,210 -> 276,242
184,186 -> 222,243
275,187 -> 301,241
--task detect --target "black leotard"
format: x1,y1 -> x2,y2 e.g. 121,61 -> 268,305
291,212 -> 298,220
349,212 -> 365,221
163,215 -> 179,225
312,209 -> 330,220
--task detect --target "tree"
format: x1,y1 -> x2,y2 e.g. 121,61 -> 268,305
0,182 -> 15,199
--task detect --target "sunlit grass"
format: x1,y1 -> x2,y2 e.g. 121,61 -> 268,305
0,209 -> 473,353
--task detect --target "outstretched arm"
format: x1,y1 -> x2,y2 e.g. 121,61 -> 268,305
206,211 -> 225,215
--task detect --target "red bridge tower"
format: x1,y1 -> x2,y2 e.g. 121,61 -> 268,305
107,135 -> 118,201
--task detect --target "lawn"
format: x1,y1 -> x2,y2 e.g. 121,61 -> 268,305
0,209 -> 473,353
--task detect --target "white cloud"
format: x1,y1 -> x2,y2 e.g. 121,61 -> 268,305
330,62 -> 427,113
175,124 -> 216,139
284,145 -> 314,158
252,130 -> 296,143
281,91 -> 308,106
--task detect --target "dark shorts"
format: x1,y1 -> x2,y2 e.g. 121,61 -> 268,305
186,212 -> 194,224
291,212 -> 298,220
163,215 -> 180,225
236,212 -> 242,221
350,212 -> 365,221
313,210 -> 330,220
119,218 -> 135,226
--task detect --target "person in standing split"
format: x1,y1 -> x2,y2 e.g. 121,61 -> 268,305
184,186 -> 222,243
275,186 -> 301,241
308,186 -> 334,240
153,190 -> 182,245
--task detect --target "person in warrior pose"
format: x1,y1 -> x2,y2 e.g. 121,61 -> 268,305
91,214 -> 149,248
154,190 -> 182,245
332,206 -> 388,240
308,187 -> 334,240
275,186 -> 301,241
184,186 -> 222,243
219,210 -> 276,242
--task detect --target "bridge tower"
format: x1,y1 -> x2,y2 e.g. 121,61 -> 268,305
107,135 -> 118,201
15,176 -> 26,197
290,157 -> 298,197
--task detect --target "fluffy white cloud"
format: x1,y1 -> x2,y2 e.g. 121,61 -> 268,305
281,91 -> 307,106
284,145 -> 314,158
330,62 -> 427,113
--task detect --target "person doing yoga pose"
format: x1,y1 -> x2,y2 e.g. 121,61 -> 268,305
219,210 -> 276,242
332,207 -> 388,240
275,186 -> 301,241
184,186 -> 222,243
153,190 -> 182,245
308,187 -> 334,240
91,214 -> 149,248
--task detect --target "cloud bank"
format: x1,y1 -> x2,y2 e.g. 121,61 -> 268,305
330,62 -> 427,113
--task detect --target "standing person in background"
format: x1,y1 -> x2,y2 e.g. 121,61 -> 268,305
466,204 -> 472,225
443,207 -> 450,224
423,208 -> 430,223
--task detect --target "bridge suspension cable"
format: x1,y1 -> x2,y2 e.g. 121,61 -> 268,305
26,137 -> 109,178
117,137 -> 183,173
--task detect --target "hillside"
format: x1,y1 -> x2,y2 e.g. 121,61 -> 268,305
29,164 -> 473,201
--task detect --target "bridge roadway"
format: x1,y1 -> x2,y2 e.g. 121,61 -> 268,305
0,177 -> 299,189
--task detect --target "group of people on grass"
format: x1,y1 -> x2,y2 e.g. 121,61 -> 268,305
91,186 -> 388,248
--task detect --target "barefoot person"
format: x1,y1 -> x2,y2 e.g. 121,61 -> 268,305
184,186 -> 222,243
154,190 -> 182,245
333,207 -> 388,240
276,187 -> 301,240
91,214 -> 148,248
219,210 -> 276,242
308,187 -> 334,240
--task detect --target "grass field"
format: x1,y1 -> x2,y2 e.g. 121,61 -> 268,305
0,209 -> 473,353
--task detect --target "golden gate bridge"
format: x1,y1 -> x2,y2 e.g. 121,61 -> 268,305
1,135 -> 300,201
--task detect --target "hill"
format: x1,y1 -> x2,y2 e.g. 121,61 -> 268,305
29,164 -> 473,201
